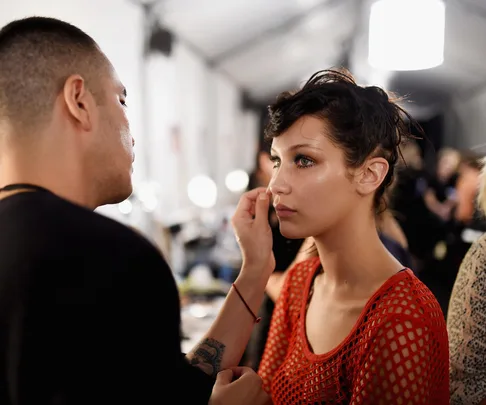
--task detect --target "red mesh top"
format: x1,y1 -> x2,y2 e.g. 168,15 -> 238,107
258,257 -> 449,404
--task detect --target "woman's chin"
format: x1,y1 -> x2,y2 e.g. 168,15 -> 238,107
279,224 -> 307,240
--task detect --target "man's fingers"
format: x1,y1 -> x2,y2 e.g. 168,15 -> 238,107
214,369 -> 234,386
226,366 -> 255,379
230,366 -> 264,387
214,367 -> 256,386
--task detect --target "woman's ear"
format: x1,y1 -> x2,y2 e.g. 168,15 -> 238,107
355,157 -> 389,196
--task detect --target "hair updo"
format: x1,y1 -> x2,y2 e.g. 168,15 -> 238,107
264,68 -> 421,213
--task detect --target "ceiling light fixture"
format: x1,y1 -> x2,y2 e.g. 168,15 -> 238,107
368,0 -> 445,71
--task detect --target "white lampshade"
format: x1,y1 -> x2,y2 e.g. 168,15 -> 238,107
368,0 -> 445,71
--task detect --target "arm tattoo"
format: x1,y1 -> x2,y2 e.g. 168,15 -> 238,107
189,338 -> 226,378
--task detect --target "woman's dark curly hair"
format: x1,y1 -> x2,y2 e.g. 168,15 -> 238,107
264,68 -> 422,213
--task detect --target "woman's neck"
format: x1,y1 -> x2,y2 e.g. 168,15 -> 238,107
313,212 -> 402,290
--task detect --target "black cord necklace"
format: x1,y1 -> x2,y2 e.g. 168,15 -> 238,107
0,183 -> 50,193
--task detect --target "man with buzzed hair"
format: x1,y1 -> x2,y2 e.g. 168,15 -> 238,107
0,17 -> 272,405
0,18 -> 106,131
0,17 -> 131,207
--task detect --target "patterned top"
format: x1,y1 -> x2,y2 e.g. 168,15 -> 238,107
448,233 -> 486,405
258,257 -> 450,404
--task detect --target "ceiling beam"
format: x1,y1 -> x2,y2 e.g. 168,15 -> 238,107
209,0 -> 347,67
451,0 -> 486,20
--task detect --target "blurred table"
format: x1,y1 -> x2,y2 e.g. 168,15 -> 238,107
180,296 -> 226,353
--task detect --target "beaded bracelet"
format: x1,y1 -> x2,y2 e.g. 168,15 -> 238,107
232,282 -> 262,324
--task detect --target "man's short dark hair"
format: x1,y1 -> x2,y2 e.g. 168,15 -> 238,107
0,16 -> 107,132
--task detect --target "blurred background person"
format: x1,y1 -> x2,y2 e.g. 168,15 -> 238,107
389,139 -> 433,272
423,147 -> 461,222
448,157 -> 486,405
422,151 -> 484,316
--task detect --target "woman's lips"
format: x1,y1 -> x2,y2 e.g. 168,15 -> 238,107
274,204 -> 297,218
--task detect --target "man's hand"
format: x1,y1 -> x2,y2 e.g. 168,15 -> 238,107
209,367 -> 272,405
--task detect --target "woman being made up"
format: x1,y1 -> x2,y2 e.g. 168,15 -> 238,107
255,69 -> 449,404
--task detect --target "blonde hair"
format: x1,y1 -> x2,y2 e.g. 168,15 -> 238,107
477,157 -> 486,215
438,147 -> 460,161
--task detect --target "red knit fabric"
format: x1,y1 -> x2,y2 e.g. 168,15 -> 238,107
258,257 -> 449,404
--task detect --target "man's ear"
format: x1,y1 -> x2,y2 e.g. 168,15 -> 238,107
355,157 -> 389,196
62,74 -> 94,132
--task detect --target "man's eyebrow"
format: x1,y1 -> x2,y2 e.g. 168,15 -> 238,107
122,87 -> 127,97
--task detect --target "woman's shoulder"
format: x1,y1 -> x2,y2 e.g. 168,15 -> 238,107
448,233 -> 486,309
462,232 -> 486,269
368,270 -> 447,331
353,270 -> 449,373
448,232 -> 486,324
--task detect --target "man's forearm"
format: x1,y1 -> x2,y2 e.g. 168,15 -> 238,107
186,267 -> 267,377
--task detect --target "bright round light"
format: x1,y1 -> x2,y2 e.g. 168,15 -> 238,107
136,180 -> 159,212
187,175 -> 218,208
225,170 -> 249,193
368,0 -> 445,71
141,195 -> 158,212
118,199 -> 133,215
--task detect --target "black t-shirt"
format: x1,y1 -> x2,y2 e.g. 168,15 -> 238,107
0,191 -> 213,405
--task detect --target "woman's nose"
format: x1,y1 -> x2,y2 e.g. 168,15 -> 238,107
269,174 -> 291,195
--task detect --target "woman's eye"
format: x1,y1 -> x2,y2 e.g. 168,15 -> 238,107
296,156 -> 314,168
270,157 -> 280,169
120,100 -> 127,107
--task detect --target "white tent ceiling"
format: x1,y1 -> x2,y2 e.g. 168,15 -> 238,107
156,0 -> 486,119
